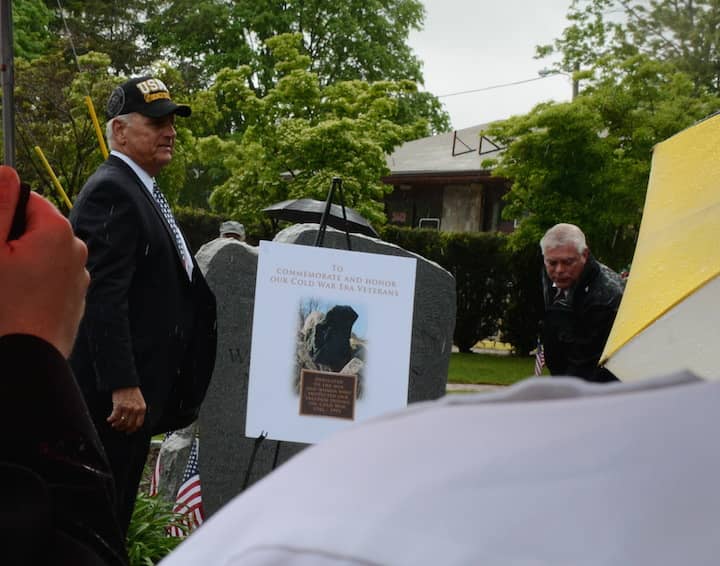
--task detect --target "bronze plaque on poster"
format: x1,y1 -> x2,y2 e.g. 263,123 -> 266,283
299,369 -> 357,420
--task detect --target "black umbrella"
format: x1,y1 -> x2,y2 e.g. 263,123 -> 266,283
262,198 -> 379,238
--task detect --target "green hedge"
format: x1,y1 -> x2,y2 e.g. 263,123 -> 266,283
174,206 -> 227,253
442,232 -> 508,352
174,210 -> 544,354
378,226 -> 446,265
380,226 -> 542,354
503,241 -> 544,356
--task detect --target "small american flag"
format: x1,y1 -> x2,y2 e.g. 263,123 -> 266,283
148,454 -> 161,497
534,340 -> 545,377
148,432 -> 172,497
167,436 -> 204,537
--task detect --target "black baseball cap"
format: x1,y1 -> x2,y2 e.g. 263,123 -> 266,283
106,76 -> 191,120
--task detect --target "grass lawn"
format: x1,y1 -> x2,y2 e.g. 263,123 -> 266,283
448,352 -> 547,386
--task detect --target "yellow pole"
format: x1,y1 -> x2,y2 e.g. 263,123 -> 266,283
85,95 -> 109,159
33,146 -> 73,209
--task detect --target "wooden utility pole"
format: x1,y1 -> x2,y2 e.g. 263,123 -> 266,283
572,61 -> 579,100
0,0 -> 15,167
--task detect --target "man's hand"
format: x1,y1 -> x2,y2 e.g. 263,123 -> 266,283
108,386 -> 147,433
0,166 -> 89,357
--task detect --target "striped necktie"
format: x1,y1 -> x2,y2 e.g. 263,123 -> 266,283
152,181 -> 192,278
553,287 -> 569,306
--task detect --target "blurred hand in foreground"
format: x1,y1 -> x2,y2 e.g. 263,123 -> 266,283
0,166 -> 89,357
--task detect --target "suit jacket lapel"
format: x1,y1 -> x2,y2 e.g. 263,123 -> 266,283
108,156 -> 190,275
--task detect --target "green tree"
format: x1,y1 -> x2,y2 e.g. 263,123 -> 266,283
10,47 -> 203,209
502,0 -> 720,266
44,0 -> 153,74
535,0 -> 624,82
13,51 -> 117,208
143,0 -> 448,133
9,1 -> 448,214
483,54 -> 717,268
32,0 -> 448,135
621,0 -> 720,92
199,34 -> 427,234
144,0 -> 426,91
13,0 -> 55,60
538,0 -> 720,95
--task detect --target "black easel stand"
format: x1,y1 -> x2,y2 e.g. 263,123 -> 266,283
242,431 -> 267,491
314,177 -> 353,251
243,178 -> 353,491
242,431 -> 282,493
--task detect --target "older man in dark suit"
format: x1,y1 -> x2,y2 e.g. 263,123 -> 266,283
540,223 -> 623,382
70,76 -> 217,536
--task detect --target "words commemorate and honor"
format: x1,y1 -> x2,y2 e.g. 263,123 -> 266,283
246,241 -> 417,444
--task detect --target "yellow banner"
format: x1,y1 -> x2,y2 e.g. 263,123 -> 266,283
602,113 -> 720,363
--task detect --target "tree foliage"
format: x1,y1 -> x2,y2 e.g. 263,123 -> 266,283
141,0 -> 449,133
485,53 -> 717,268
13,51 -> 117,207
143,0 -> 426,91
13,0 -> 55,60
198,34 -> 428,234
536,0 -> 624,80
11,54 -> 197,209
623,0 -> 720,92
538,0 -> 720,95
44,0 -> 154,74
491,0 -> 720,267
5,0 -> 448,218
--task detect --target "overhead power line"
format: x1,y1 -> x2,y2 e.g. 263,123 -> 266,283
437,75 -> 556,99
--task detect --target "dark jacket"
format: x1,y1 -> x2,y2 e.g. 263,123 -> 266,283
541,255 -> 624,382
1,334 -> 127,565
69,156 -> 217,434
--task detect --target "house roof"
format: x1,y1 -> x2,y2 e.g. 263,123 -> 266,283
385,123 -> 504,176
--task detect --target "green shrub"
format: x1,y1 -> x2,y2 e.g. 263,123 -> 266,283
500,240 -> 543,355
174,206 -> 226,253
173,215 -> 544,355
441,232 -> 507,352
126,493 -> 187,566
382,227 -> 510,352
379,225 -> 445,265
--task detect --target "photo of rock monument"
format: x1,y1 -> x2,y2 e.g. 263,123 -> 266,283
295,298 -> 368,398
246,241 -> 415,443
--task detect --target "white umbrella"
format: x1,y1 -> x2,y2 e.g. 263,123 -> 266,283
162,374 -> 720,565
601,112 -> 720,381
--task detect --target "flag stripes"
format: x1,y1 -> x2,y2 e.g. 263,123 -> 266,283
534,341 -> 545,377
147,431 -> 205,537
167,434 -> 204,537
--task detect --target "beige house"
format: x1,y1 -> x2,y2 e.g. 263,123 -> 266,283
382,124 -> 513,233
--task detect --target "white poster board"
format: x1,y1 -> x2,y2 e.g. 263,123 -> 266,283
246,241 -> 417,444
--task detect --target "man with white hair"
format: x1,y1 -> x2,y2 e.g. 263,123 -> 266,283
70,76 -> 217,537
539,223 -> 624,382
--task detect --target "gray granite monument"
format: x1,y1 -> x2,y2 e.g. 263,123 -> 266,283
195,238 -> 306,517
194,226 -> 456,517
275,224 -> 456,403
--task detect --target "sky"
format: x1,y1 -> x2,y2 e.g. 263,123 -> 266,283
408,0 -> 575,130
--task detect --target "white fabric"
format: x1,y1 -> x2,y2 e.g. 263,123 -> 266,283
162,374 -> 720,566
606,275 -> 720,381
